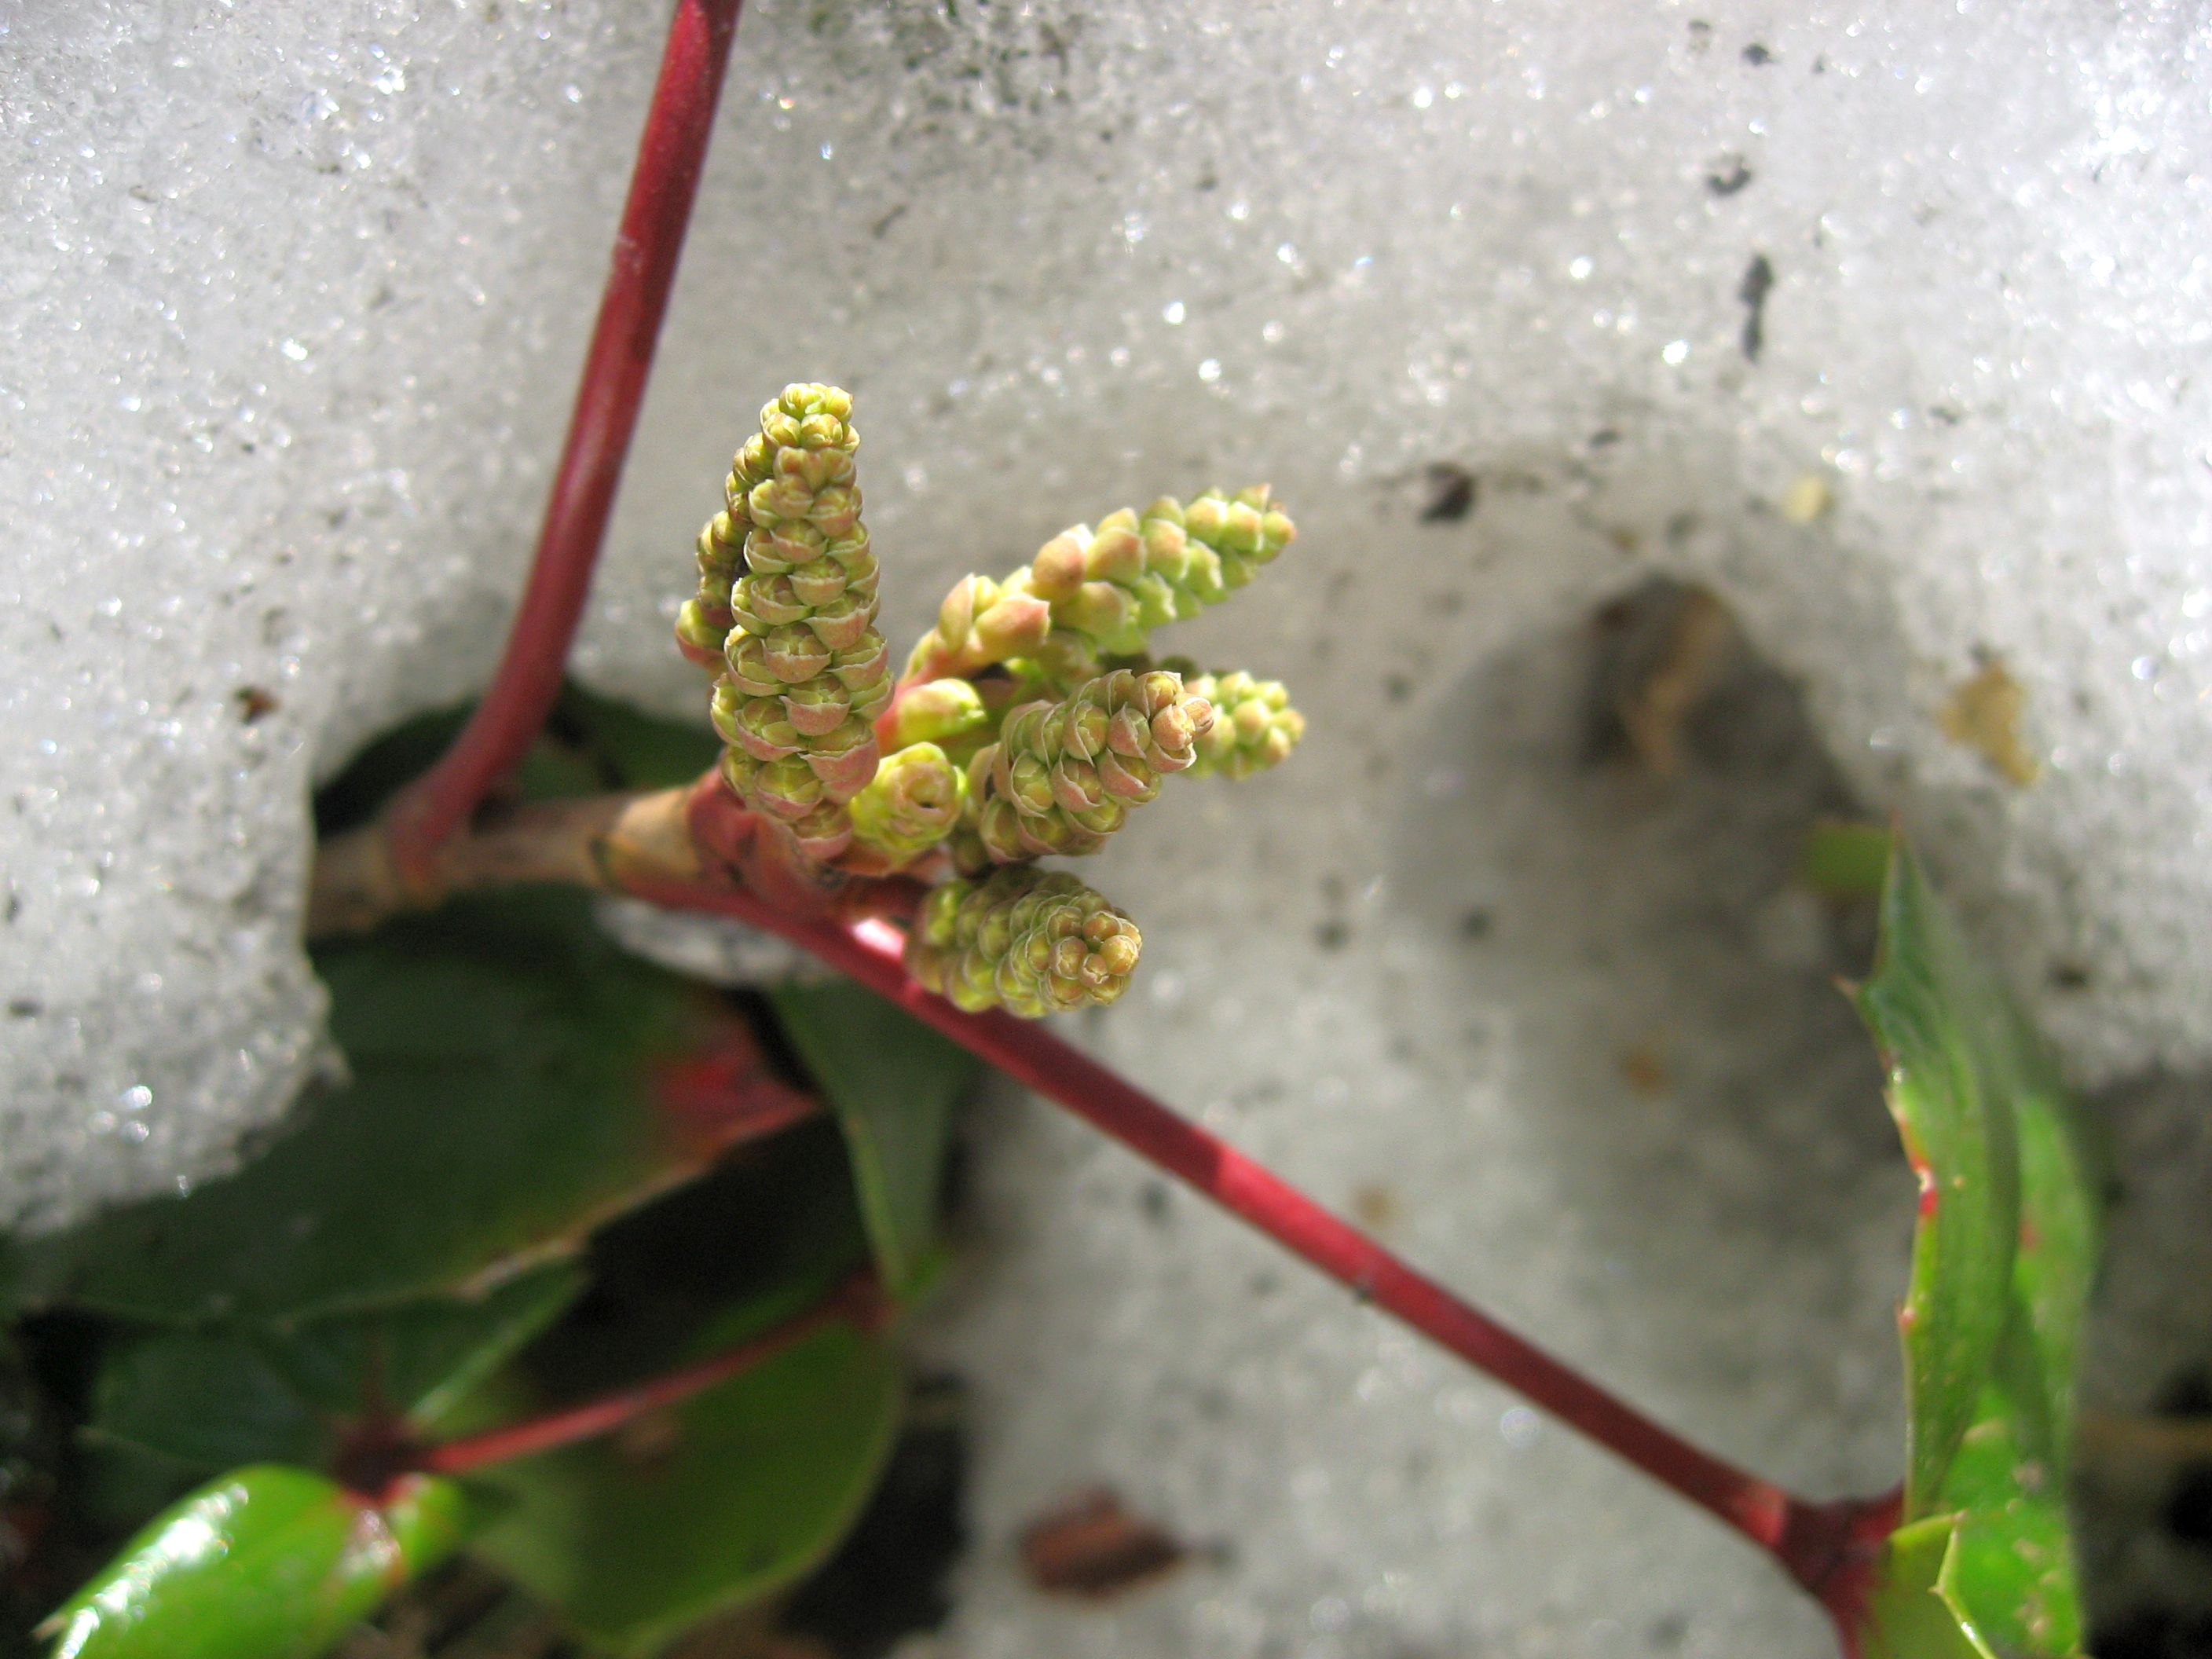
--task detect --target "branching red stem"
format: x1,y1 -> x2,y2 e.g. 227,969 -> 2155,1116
385,0 -> 745,893
417,1271 -> 881,1478
620,872 -> 1887,1605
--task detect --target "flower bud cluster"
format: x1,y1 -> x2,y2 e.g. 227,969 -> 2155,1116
847,742 -> 966,868
1174,668 -> 1306,780
966,669 -> 1213,861
902,488 -> 1297,690
906,866 -> 1141,1017
672,391 -> 1307,1013
1027,487 -> 1296,668
704,386 -> 891,860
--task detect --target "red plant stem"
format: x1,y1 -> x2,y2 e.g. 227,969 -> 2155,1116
419,1273 -> 877,1478
385,0 -> 745,893
621,873 -> 1884,1603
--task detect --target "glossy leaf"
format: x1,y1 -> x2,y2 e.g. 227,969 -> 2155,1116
9,892 -> 789,1324
1851,839 -> 2099,1657
40,1464 -> 464,1659
88,1266 -> 584,1477
773,981 -> 978,1298
463,1309 -> 901,1655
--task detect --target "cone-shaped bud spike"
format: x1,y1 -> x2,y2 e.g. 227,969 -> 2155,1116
1171,665 -> 1307,780
906,866 -> 1142,1017
964,671 -> 1214,861
698,386 -> 887,842
1010,490 -> 1298,672
849,742 -> 967,868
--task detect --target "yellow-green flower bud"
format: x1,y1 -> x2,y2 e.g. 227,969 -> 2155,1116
906,866 -> 1142,1017
965,668 -> 1213,861
848,742 -> 966,868
883,678 -> 991,753
1029,489 -> 1297,668
1174,667 -> 1306,780
703,385 -> 888,840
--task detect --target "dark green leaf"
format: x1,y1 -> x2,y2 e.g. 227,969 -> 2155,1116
463,1309 -> 901,1655
772,982 -> 979,1298
88,1266 -> 584,1478
39,1464 -> 464,1659
1851,838 -> 2100,1657
10,893 -> 784,1325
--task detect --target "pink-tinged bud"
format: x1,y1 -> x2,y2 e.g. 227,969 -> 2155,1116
732,698 -> 802,764
753,756 -> 828,820
788,558 -> 849,608
1049,756 -> 1106,814
723,635 -> 784,698
762,624 -> 832,685
937,577 -> 980,643
973,591 -> 1052,657
1095,749 -> 1159,804
782,680 -> 852,738
736,573 -> 811,629
803,592 -> 876,652
1028,532 -> 1087,600
787,801 -> 855,862
1104,704 -> 1153,759
1083,521 -> 1146,584
805,723 -> 882,801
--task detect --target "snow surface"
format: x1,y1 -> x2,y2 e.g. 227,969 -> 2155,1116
7,0 -> 2212,1650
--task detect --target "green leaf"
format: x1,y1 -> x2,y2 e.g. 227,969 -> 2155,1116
1861,1515 -> 1996,1659
1932,1374 -> 2081,1656
463,1310 -> 902,1655
771,982 -> 978,1298
10,892 -> 787,1324
88,1266 -> 584,1477
39,1464 -> 465,1659
1852,842 -> 2026,1515
1851,838 -> 2101,1657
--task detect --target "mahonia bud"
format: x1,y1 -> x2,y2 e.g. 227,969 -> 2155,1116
881,678 -> 990,753
965,668 -> 1213,860
848,742 -> 966,867
907,866 -> 1142,1017
1174,667 -> 1306,780
676,421 -> 780,669
1034,487 -> 1298,667
902,573 -> 1053,683
705,385 -> 891,858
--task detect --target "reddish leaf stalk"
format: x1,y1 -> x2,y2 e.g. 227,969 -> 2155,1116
417,1272 -> 881,1478
385,0 -> 745,893
622,872 -> 1889,1608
